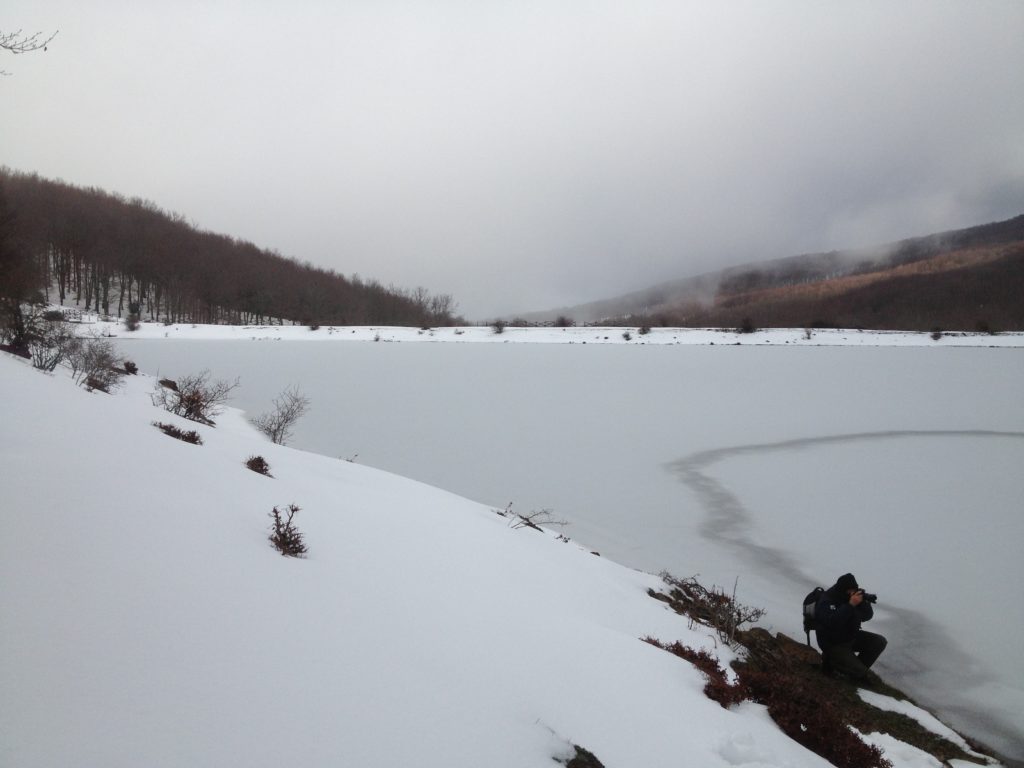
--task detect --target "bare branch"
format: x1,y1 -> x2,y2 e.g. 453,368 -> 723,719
1,28 -> 58,55
1,28 -> 57,75
508,507 -> 568,531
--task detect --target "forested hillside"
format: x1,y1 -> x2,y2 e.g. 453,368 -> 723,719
0,168 -> 460,327
669,240 -> 1024,332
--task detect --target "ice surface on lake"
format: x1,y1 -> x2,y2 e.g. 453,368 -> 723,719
691,434 -> 1024,753
115,339 -> 1024,760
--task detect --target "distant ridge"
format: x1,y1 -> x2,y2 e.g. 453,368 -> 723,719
523,214 -> 1024,332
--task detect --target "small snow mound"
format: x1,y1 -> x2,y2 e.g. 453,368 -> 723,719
857,690 -> 975,754
716,731 -> 785,767
851,729 -> 942,768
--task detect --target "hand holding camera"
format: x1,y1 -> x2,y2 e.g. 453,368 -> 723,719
850,589 -> 878,606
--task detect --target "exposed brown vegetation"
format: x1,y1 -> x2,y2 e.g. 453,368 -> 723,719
641,637 -> 747,708
644,633 -> 893,768
152,421 -> 203,445
646,576 -> 1003,768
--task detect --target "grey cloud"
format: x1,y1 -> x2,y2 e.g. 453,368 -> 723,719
3,1 -> 1022,319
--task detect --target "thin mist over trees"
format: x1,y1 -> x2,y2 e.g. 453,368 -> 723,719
0,168 -> 461,327
524,214 -> 1024,332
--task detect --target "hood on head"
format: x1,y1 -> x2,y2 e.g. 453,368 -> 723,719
835,573 -> 859,592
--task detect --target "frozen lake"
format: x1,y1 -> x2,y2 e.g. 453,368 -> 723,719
116,338 -> 1024,760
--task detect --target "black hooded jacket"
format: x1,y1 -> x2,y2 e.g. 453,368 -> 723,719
814,580 -> 874,647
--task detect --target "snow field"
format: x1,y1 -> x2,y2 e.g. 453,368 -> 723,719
1,354 -> 851,768
107,331 -> 1024,762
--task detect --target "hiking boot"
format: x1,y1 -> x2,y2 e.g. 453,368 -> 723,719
856,670 -> 887,692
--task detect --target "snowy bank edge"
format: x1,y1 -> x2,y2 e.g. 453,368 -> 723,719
73,319 -> 1024,347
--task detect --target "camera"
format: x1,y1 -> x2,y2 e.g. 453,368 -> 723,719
859,590 -> 878,604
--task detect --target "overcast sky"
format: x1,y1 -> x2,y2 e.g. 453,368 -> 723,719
3,2 -> 1023,319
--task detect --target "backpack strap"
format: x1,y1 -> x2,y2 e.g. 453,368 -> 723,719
802,587 -> 825,647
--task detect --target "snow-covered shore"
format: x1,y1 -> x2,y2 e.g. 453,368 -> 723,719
75,317 -> 1024,347
1,347 -> 1010,767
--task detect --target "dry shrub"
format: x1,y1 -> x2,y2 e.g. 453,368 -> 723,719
269,504 -> 307,557
152,421 -> 203,445
650,572 -> 766,646
153,370 -> 239,425
246,455 -> 272,476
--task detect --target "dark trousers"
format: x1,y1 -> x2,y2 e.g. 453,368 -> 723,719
822,630 -> 887,679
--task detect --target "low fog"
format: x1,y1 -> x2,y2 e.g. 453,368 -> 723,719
3,1 -> 1023,319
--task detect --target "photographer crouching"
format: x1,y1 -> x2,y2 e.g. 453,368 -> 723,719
814,572 -> 887,681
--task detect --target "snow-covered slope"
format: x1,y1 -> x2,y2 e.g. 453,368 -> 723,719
0,352 -> 1004,767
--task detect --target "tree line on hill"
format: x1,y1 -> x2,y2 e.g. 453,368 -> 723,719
653,241 -> 1024,333
0,168 -> 461,335
528,213 -> 1024,332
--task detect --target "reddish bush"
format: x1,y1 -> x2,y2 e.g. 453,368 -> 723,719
642,637 -> 746,708
740,669 -> 891,768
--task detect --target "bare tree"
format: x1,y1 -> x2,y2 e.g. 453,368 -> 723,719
1,28 -> 58,75
251,385 -> 311,445
429,293 -> 456,322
